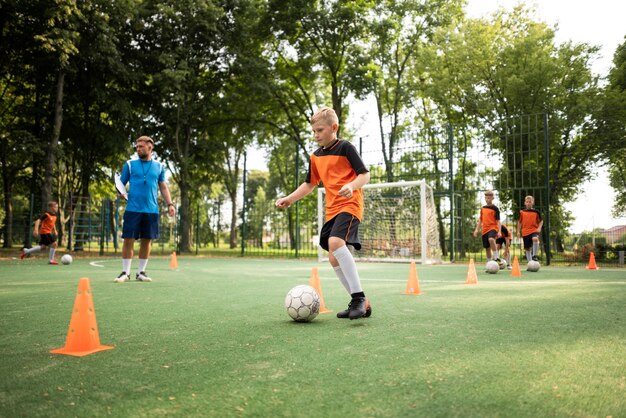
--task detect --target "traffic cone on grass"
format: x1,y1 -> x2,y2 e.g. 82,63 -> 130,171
466,258 -> 478,284
586,252 -> 599,270
50,278 -> 114,357
170,251 -> 178,269
511,256 -> 522,277
402,261 -> 422,295
309,267 -> 332,313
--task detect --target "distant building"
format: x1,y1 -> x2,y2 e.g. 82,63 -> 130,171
602,225 -> 626,245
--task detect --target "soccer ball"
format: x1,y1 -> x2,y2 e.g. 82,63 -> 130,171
497,258 -> 507,270
486,260 -> 499,274
527,260 -> 540,272
61,254 -> 73,265
285,285 -> 320,322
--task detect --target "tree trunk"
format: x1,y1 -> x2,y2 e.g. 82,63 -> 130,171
179,181 -> 192,252
42,70 -> 65,209
2,188 -> 12,248
229,189 -> 238,249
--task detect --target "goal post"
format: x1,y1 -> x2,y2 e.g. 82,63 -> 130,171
317,180 -> 442,263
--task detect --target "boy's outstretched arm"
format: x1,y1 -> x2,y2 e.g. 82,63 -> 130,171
275,182 -> 316,209
337,172 -> 370,198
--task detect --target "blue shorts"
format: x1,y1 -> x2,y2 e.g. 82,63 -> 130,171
122,211 -> 160,239
319,212 -> 361,251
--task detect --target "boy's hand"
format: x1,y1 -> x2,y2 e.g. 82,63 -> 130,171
275,197 -> 291,209
338,184 -> 354,198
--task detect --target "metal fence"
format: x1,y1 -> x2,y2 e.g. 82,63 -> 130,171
2,114 -> 625,267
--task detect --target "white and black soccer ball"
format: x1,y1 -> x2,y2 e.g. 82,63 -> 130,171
527,260 -> 540,272
497,258 -> 507,270
61,254 -> 73,265
486,260 -> 499,274
285,285 -> 320,322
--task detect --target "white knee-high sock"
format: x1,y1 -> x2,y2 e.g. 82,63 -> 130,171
25,246 -> 41,255
525,250 -> 532,262
333,266 -> 351,294
49,248 -> 56,262
122,259 -> 132,274
332,246 -> 363,295
138,259 -> 148,273
532,241 -> 539,257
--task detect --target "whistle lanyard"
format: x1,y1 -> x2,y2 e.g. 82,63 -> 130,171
140,160 -> 153,184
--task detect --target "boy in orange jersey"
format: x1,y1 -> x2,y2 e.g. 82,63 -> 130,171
496,223 -> 513,269
276,106 -> 371,320
517,195 -> 543,262
21,201 -> 59,264
473,190 -> 503,264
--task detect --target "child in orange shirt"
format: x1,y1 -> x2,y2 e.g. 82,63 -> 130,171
276,107 -> 371,320
21,201 -> 59,264
517,195 -> 543,262
473,190 -> 503,264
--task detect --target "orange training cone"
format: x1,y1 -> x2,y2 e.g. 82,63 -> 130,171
586,252 -> 599,270
403,261 -> 422,295
50,278 -> 114,357
309,267 -> 332,313
170,251 -> 178,269
466,258 -> 478,284
511,256 -> 522,277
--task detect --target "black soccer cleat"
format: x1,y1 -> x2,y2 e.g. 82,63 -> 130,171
532,255 -> 539,261
348,297 -> 367,320
337,298 -> 371,319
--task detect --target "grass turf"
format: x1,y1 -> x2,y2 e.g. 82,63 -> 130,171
0,256 -> 624,417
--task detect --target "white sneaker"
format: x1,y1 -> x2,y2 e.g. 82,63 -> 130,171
136,272 -> 152,282
114,272 -> 130,283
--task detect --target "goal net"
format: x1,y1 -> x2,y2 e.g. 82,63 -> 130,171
317,180 -> 442,263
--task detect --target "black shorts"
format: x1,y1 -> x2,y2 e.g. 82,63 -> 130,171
319,212 -> 361,251
496,237 -> 509,246
522,233 -> 539,249
39,233 -> 56,246
122,211 -> 160,239
481,230 -> 497,248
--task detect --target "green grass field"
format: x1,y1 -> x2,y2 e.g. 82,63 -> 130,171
1,255 -> 624,417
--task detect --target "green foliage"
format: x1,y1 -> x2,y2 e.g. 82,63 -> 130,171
601,37 -> 626,217
1,0 -> 623,255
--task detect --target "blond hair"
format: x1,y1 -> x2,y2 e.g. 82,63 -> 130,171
47,201 -> 58,209
525,195 -> 535,203
311,106 -> 338,126
136,136 -> 154,145
484,190 -> 494,196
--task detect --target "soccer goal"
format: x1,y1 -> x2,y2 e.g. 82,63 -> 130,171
317,180 -> 442,264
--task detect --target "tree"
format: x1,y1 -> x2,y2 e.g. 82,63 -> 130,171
360,0 -> 463,182
33,0 -> 82,209
127,0 -> 227,252
436,7 -> 603,242
598,37 -> 626,216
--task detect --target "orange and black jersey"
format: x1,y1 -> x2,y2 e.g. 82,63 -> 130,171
519,209 -> 542,236
306,139 -> 369,221
501,223 -> 512,240
479,205 -> 500,234
39,211 -> 57,234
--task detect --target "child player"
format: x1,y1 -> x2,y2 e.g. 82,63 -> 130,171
473,190 -> 503,264
497,223 -> 513,269
275,106 -> 371,320
517,195 -> 543,262
21,201 -> 60,264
